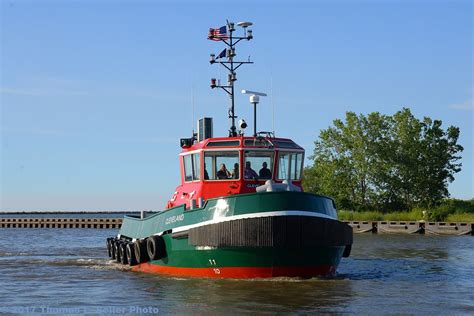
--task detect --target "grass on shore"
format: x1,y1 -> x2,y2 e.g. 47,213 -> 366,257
338,209 -> 474,222
335,198 -> 474,222
338,210 -> 383,221
446,213 -> 474,222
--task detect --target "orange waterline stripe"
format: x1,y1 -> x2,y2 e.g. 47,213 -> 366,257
131,263 -> 335,278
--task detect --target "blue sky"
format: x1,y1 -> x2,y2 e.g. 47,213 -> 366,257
1,0 -> 472,210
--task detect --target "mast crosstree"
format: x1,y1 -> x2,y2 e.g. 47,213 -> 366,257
208,21 -> 254,137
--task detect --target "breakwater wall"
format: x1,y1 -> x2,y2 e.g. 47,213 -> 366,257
0,217 -> 122,229
345,221 -> 473,236
0,218 -> 472,235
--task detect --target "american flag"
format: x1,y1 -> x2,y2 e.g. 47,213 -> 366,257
208,26 -> 228,41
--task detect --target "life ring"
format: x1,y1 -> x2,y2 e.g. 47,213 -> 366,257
134,240 -> 149,264
146,235 -> 166,260
126,243 -> 137,266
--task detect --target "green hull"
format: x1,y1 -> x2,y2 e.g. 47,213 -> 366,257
115,191 -> 352,278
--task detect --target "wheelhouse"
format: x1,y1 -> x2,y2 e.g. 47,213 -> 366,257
167,136 -> 304,209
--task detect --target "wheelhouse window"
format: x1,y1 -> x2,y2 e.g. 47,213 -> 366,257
270,140 -> 301,149
244,151 -> 274,180
183,153 -> 200,182
244,139 -> 272,148
206,140 -> 240,147
277,152 -> 303,181
204,151 -> 239,180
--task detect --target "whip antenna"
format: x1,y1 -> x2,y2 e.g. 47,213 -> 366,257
191,83 -> 195,132
271,75 -> 275,137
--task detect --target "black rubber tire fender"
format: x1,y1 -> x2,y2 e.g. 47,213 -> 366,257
106,238 -> 116,258
119,242 -> 128,265
106,238 -> 112,258
146,235 -> 166,260
114,241 -> 122,262
343,244 -> 352,258
126,243 -> 137,266
110,239 -> 116,260
134,240 -> 149,264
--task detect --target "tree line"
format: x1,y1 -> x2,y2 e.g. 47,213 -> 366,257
303,108 -> 463,212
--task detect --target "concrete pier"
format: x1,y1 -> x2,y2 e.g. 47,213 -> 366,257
345,221 -> 374,233
0,217 -> 122,229
377,221 -> 422,234
424,222 -> 472,236
344,221 -> 473,236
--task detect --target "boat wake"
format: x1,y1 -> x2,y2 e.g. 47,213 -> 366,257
0,251 -> 130,271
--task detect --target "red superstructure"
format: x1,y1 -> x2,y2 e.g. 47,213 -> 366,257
164,21 -> 306,210
167,136 -> 305,209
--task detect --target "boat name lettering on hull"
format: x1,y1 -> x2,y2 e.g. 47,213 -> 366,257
165,214 -> 184,225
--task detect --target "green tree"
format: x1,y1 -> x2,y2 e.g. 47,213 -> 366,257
303,108 -> 463,212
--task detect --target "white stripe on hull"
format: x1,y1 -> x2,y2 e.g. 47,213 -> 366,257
165,210 -> 337,235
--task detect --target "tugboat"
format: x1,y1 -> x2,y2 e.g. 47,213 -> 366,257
106,21 -> 352,278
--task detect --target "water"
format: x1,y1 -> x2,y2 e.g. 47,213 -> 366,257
0,229 -> 473,315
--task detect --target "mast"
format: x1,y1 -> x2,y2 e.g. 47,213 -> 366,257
209,21 -> 254,137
